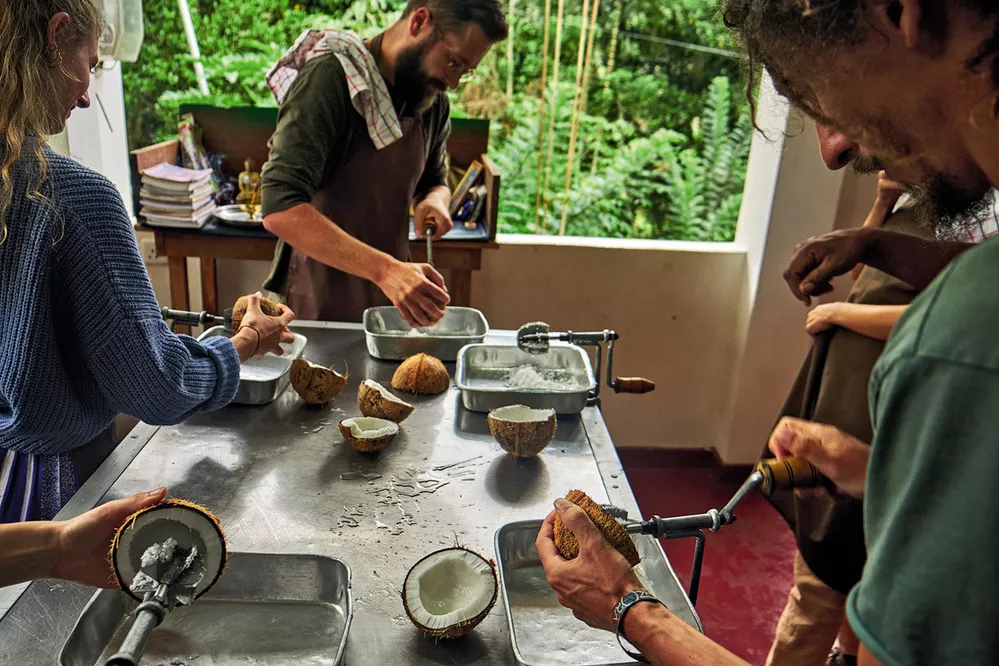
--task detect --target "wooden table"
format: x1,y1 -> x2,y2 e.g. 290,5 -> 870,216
140,220 -> 497,334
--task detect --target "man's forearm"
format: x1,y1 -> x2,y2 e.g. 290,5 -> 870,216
622,603 -> 751,666
0,522 -> 59,587
832,303 -> 908,341
860,228 -> 972,290
263,203 -> 396,284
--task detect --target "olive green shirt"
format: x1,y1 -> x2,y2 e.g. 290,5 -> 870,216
260,34 -> 450,293
847,236 -> 999,665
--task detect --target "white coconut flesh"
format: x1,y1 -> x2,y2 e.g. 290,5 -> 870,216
363,380 -> 413,408
490,405 -> 555,423
113,506 -> 225,603
405,550 -> 496,630
341,417 -> 399,439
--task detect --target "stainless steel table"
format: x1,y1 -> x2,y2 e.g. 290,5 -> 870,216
0,322 -> 699,664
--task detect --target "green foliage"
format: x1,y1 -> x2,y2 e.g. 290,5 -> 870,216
122,0 -> 752,241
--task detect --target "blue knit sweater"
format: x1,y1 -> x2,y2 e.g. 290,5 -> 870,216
0,149 -> 240,455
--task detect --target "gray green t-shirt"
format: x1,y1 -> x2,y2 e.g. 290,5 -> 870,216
847,236 -> 999,664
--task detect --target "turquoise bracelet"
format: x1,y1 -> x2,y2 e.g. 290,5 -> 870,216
614,590 -> 665,663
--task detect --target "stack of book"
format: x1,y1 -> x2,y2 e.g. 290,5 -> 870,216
139,162 -> 217,229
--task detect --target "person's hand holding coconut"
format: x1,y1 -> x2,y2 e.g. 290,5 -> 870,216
230,292 -> 297,362
536,496 -> 644,632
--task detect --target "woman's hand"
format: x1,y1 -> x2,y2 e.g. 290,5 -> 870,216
51,488 -> 168,588
233,292 -> 296,361
805,302 -> 845,335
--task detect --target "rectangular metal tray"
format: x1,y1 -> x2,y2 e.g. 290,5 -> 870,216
199,325 -> 307,405
59,551 -> 352,666
455,343 -> 596,414
363,306 -> 489,361
495,520 -> 687,666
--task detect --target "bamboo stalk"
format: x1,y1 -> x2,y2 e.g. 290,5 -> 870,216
506,0 -> 517,100
538,0 -> 568,234
558,0 -> 594,236
579,0 -> 601,116
533,0 -> 554,234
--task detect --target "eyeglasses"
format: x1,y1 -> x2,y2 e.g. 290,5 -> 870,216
434,26 -> 477,84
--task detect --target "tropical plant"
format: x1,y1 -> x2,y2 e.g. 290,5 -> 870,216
122,0 -> 753,241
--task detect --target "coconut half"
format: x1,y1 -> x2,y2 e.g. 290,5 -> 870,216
230,295 -> 280,332
339,416 -> 399,452
402,547 -> 498,639
554,489 -> 641,567
358,379 -> 415,423
291,358 -> 348,405
488,405 -> 557,458
111,499 -> 227,605
392,353 -> 450,395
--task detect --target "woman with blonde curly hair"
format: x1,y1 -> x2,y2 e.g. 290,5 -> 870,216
0,0 -> 296,523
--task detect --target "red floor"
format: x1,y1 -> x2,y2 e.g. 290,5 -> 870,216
621,450 -> 797,665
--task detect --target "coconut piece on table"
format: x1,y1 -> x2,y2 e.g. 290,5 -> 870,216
554,489 -> 641,567
339,416 -> 399,452
487,405 -> 557,458
230,295 -> 280,332
358,379 -> 415,423
391,353 -> 450,395
402,547 -> 498,639
291,359 -> 348,405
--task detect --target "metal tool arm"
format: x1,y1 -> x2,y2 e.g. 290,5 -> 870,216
160,307 -> 229,333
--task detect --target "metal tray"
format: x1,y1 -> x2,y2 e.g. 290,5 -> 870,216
495,520 -> 688,666
363,306 -> 489,361
59,551 -> 352,666
199,325 -> 307,405
455,343 -> 596,414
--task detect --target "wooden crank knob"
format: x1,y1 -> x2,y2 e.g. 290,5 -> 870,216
614,377 -> 656,394
755,456 -> 826,496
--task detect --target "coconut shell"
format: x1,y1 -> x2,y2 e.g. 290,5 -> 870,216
488,406 -> 557,458
553,489 -> 641,567
358,380 -> 415,423
109,498 -> 228,598
391,353 -> 450,395
230,295 -> 280,332
291,359 -> 348,405
339,418 -> 398,453
401,546 -> 498,639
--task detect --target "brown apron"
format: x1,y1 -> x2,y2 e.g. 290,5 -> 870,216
283,111 -> 426,323
759,207 -> 930,594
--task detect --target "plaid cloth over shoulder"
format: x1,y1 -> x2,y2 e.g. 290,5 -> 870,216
266,29 -> 404,150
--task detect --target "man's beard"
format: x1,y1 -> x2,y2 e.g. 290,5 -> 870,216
852,157 -> 994,237
394,38 -> 448,113
908,175 -> 996,239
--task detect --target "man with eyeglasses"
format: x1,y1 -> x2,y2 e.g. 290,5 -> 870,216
259,1 -> 507,327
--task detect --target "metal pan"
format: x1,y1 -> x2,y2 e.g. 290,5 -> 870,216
495,520 -> 695,666
455,343 -> 596,414
363,306 -> 489,361
59,551 -> 352,666
198,325 -> 307,405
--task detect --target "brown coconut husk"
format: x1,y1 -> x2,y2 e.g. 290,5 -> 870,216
290,359 -> 349,405
553,489 -> 641,567
230,295 -> 280,332
391,353 -> 450,395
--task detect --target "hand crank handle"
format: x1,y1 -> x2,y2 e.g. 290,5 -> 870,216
755,456 -> 829,496
613,377 -> 656,394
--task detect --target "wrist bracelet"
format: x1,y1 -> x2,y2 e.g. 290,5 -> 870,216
614,590 -> 665,663
241,325 -> 261,358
